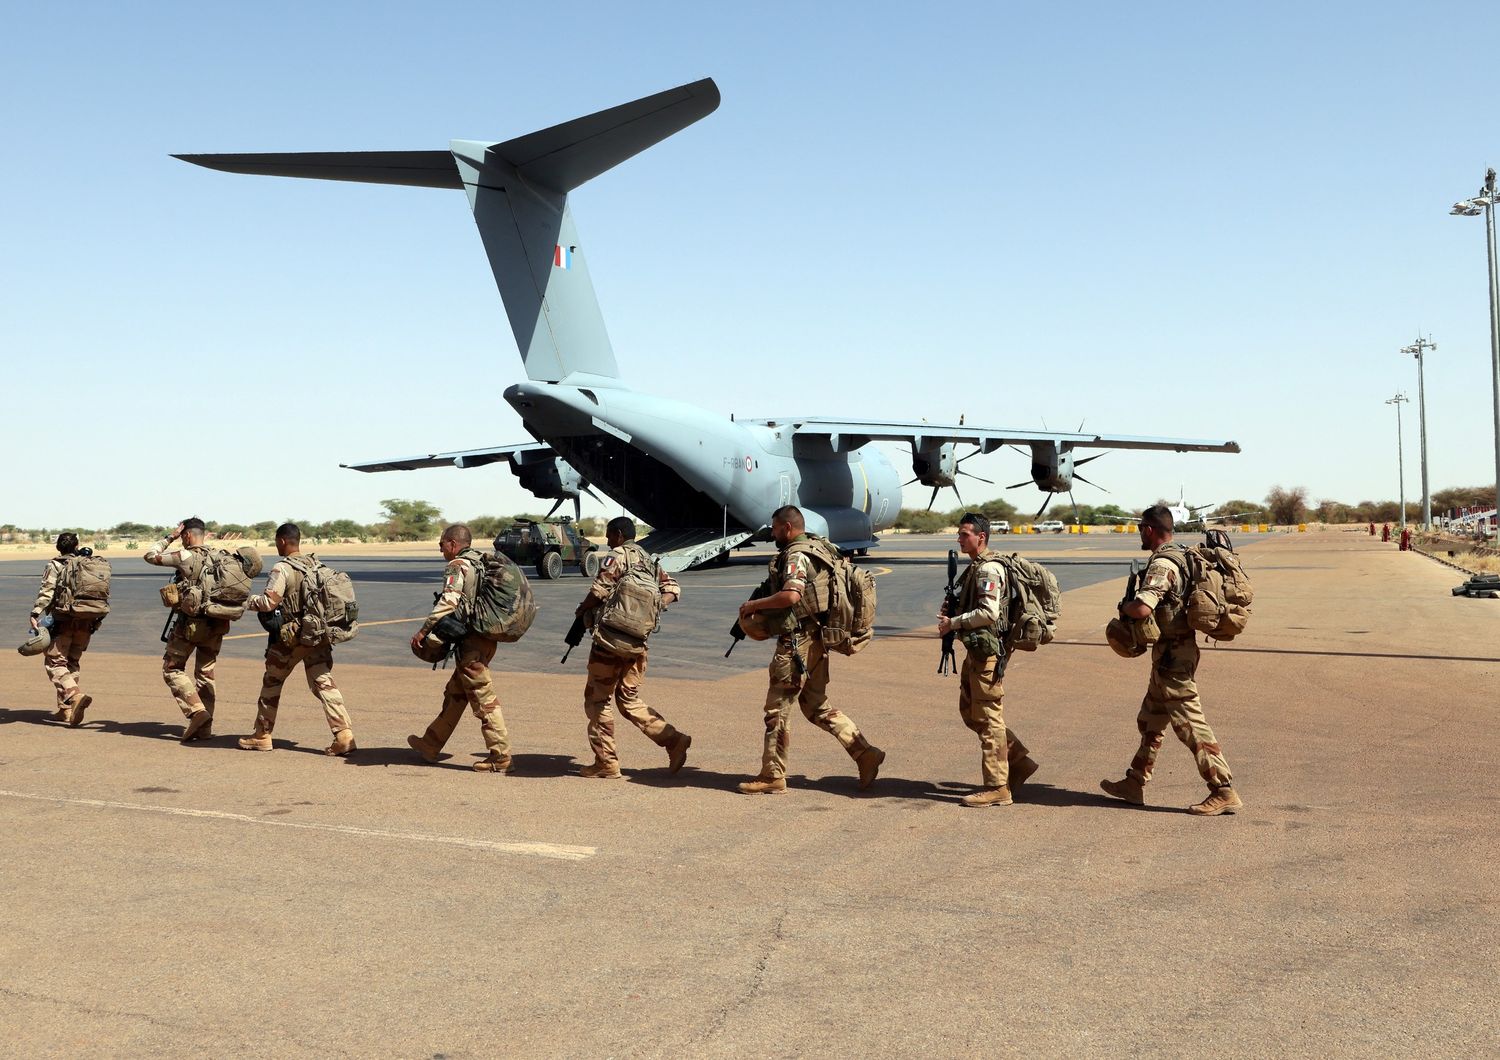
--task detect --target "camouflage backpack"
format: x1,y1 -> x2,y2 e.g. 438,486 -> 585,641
1158,531 -> 1254,643
285,555 -> 359,647
177,546 -> 262,621
997,553 -> 1061,652
595,544 -> 666,641
783,536 -> 877,656
53,551 -> 112,619
463,550 -> 537,643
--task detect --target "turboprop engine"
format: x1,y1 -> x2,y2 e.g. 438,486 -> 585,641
510,451 -> 599,520
1008,441 -> 1107,520
907,443 -> 993,510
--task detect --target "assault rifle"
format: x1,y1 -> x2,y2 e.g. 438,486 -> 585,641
1121,560 -> 1143,608
561,612 -> 588,664
939,549 -> 959,675
725,580 -> 775,658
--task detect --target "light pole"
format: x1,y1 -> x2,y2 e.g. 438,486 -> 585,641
1386,393 -> 1409,531
1450,167 -> 1500,533
1401,334 -> 1436,528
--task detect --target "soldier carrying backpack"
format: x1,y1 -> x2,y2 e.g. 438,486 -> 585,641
936,513 -> 1044,807
407,524 -> 532,774
238,523 -> 357,757
27,532 -> 109,727
568,516 -> 692,779
145,517 -> 261,744
733,505 -> 885,796
1099,505 -> 1245,817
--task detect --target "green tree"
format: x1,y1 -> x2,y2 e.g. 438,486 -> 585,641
380,499 -> 442,541
1432,484 -> 1496,518
1263,485 -> 1309,524
893,508 -> 950,533
110,521 -> 157,538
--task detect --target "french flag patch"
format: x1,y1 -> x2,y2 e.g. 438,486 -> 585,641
553,244 -> 573,269
981,580 -> 999,595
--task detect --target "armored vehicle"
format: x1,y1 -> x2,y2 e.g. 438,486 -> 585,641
494,517 -> 601,579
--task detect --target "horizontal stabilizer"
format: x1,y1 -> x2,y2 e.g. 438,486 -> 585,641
174,150 -> 461,189
341,442 -> 551,473
483,77 -> 720,195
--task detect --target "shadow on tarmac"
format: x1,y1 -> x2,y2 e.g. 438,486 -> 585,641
1018,782 -> 1186,814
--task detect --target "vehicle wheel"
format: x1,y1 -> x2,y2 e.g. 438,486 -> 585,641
855,548 -> 869,557
583,551 -> 601,578
539,551 -> 563,580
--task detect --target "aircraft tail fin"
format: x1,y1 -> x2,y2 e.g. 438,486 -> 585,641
450,77 -> 719,383
175,78 -> 720,384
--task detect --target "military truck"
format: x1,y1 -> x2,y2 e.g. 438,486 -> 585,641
493,517 -> 602,579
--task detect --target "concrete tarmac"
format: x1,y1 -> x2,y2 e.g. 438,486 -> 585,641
1,530 -> 1494,1056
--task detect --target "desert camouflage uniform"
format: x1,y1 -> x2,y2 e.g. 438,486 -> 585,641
244,556 -> 354,740
952,550 -> 1031,788
1124,545 -> 1233,789
145,537 -> 230,720
581,543 -> 684,767
414,547 -> 509,759
31,557 -> 94,711
759,535 -> 873,779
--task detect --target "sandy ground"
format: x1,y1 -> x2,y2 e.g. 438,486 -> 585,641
1,530 -> 1495,1057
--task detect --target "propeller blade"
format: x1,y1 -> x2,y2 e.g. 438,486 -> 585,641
1007,445 -> 1030,458
957,470 -> 995,486
926,486 -> 940,512
1068,491 -> 1081,526
1005,480 -> 1033,490
1033,495 -> 1053,520
1075,452 -> 1107,467
581,485 -> 604,504
544,498 -> 565,519
952,482 -> 966,507
902,475 -> 919,487
573,495 -> 582,524
1073,472 -> 1109,493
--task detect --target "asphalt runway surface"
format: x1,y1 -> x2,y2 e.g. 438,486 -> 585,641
0,532 -> 1210,677
4,530 -> 1493,1057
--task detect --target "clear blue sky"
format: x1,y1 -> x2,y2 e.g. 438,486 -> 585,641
4,1 -> 1497,528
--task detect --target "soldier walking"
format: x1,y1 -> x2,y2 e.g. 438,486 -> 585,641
145,518 -> 225,743
936,513 -> 1039,807
736,505 -> 884,795
572,517 -> 691,778
239,523 -> 356,756
1100,505 -> 1243,816
407,524 -> 513,773
28,532 -> 95,726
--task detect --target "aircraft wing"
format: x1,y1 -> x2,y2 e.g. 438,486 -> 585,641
754,418 -> 1240,454
341,442 -> 552,473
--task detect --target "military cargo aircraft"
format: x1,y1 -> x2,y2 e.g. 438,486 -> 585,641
177,78 -> 1240,570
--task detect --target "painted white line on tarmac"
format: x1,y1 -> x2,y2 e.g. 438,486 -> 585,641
0,788 -> 596,861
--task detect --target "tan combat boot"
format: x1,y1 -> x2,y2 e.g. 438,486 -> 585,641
474,752 -> 514,774
68,694 -> 92,728
1188,786 -> 1243,816
325,730 -> 356,757
181,710 -> 211,744
666,732 -> 692,776
1100,777 -> 1146,805
407,733 -> 441,763
961,785 -> 1013,808
1009,756 -> 1039,791
737,775 -> 787,795
855,747 -> 886,791
52,705 -> 73,724
238,732 -> 274,751
579,759 -> 622,779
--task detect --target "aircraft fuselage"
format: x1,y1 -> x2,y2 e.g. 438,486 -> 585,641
504,382 -> 900,545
